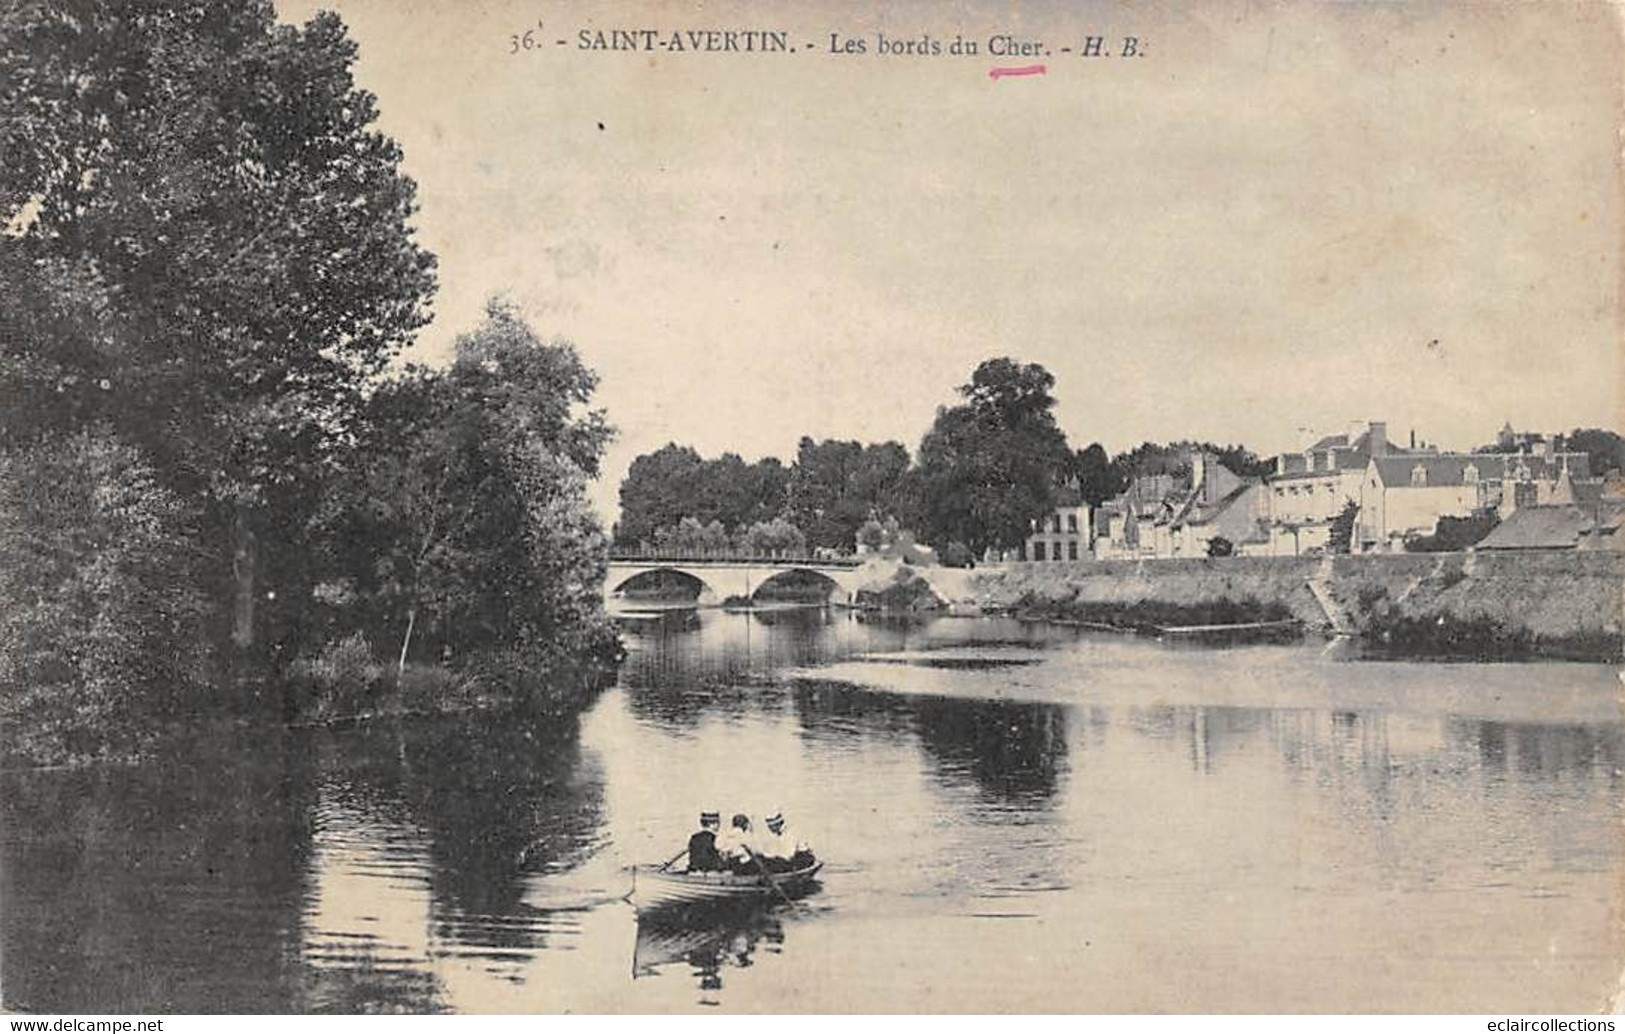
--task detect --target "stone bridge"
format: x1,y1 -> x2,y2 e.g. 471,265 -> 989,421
605,555 -> 869,606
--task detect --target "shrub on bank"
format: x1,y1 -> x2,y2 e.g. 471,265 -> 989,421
286,632 -> 386,723
1362,605 -> 1623,663
285,618 -> 623,726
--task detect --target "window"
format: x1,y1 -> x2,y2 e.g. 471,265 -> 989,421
1032,541 -> 1046,561
1051,514 -> 1062,533
1067,514 -> 1078,533
1411,464 -> 1428,487
1068,541 -> 1079,560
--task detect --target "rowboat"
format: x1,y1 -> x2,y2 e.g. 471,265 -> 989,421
628,861 -> 823,915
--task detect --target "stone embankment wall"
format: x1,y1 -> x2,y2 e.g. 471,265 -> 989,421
972,551 -> 1624,656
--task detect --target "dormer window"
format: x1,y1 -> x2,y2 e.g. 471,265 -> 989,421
1306,452 -> 1316,472
1464,464 -> 1479,485
1411,464 -> 1428,487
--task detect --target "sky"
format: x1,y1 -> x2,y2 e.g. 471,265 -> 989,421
276,0 -> 1623,522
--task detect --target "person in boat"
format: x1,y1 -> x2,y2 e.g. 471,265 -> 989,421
716,813 -> 761,876
684,810 -> 725,872
758,811 -> 814,873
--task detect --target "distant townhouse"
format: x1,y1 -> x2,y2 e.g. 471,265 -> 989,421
1148,452 -> 1268,558
1021,483 -> 1091,562
1356,445 -> 1591,551
1263,421 -> 1418,555
1095,453 -> 1265,559
1094,472 -> 1185,559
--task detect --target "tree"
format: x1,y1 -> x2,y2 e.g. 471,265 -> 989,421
2,2 -> 438,658
1111,440 -> 1272,484
856,518 -> 887,551
617,444 -> 706,544
616,449 -> 791,544
1328,500 -> 1360,554
653,517 -> 729,555
738,518 -> 806,557
786,438 -> 911,551
1205,536 -> 1235,558
1071,443 -> 1128,506
0,429 -> 207,763
1566,428 -> 1625,478
1405,510 -> 1500,553
910,359 -> 1073,557
318,301 -> 613,676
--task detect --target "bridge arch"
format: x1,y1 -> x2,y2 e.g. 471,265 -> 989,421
751,567 -> 845,604
607,567 -> 716,604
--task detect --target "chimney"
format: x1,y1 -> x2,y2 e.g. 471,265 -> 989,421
1369,421 -> 1387,456
1191,451 -> 1206,498
1409,428 -> 1416,450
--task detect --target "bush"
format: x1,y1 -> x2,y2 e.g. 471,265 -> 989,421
940,541 -> 976,568
288,632 -> 385,723
1355,583 -> 1389,612
1406,511 -> 1499,552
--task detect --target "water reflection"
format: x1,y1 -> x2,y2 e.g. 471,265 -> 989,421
632,908 -> 787,998
3,611 -> 1622,1013
0,735 -> 317,1013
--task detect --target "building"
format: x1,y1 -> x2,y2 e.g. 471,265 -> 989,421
1356,446 -> 1591,551
1094,452 -> 1265,559
1021,483 -> 1091,562
1263,420 -> 1416,555
1476,473 -> 1624,552
1146,453 -> 1267,558
1093,473 -> 1184,559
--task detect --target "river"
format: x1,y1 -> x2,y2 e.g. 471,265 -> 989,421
3,608 -> 1621,1013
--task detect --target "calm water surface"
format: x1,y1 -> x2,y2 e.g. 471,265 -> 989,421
3,610 -> 1622,1013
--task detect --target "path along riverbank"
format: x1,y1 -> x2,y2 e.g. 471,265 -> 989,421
967,550 -> 1625,662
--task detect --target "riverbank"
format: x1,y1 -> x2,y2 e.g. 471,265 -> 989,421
972,551 -> 1624,661
283,633 -> 624,729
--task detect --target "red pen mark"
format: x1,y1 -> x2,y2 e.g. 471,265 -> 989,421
989,64 -> 1046,80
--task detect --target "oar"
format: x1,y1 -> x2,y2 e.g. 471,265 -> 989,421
742,845 -> 804,911
656,845 -> 689,872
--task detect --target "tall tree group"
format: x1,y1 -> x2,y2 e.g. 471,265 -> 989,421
1,2 -> 615,763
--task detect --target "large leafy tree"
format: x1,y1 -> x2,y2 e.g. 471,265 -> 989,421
2,1 -> 437,655
1071,443 -> 1128,506
910,358 -> 1073,556
319,301 -> 613,675
786,438 -> 911,550
616,448 -> 792,545
616,444 -> 706,544
1565,428 -> 1625,478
